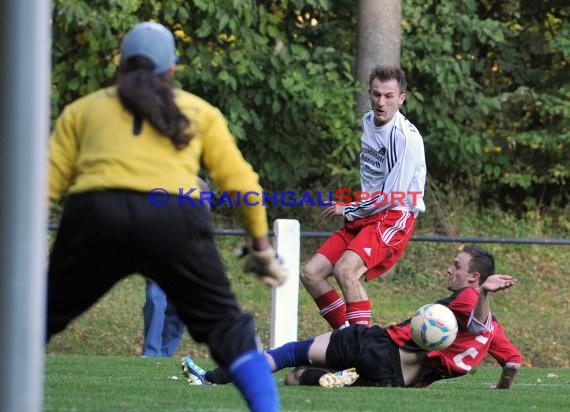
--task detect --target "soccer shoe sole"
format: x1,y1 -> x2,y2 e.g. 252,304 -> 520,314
180,357 -> 208,385
319,368 -> 359,388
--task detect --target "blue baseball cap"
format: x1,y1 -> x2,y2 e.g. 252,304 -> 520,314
120,22 -> 177,75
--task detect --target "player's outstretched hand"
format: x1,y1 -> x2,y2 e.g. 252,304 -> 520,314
323,202 -> 345,219
482,274 -> 517,293
244,246 -> 288,288
491,364 -> 520,389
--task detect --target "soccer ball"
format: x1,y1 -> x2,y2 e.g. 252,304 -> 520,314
410,303 -> 458,351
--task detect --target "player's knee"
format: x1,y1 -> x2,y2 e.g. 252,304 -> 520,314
332,263 -> 360,285
300,263 -> 325,287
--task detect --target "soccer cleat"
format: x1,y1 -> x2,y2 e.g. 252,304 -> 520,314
181,355 -> 211,385
319,368 -> 359,388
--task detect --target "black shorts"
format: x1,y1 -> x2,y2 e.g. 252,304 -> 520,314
326,325 -> 405,387
47,190 -> 258,367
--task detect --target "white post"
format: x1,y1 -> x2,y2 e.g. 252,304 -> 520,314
0,0 -> 50,411
270,219 -> 300,348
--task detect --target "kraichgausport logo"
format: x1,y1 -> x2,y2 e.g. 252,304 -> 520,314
147,188 -> 422,207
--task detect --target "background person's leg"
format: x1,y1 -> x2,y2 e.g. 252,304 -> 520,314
161,297 -> 184,356
142,280 -> 168,357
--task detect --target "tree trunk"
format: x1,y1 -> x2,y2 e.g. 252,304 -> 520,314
356,0 -> 402,114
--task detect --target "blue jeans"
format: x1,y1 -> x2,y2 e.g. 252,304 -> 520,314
142,280 -> 184,357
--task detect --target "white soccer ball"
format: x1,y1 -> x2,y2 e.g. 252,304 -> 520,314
410,303 -> 458,351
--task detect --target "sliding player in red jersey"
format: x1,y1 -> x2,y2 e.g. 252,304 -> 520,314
182,245 -> 522,389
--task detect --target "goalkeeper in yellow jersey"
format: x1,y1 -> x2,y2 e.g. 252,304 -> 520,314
47,21 -> 287,412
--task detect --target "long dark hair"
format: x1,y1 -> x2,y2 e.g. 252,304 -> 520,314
117,56 -> 192,150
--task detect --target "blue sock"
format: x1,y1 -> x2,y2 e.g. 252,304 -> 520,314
266,338 -> 314,370
229,350 -> 279,412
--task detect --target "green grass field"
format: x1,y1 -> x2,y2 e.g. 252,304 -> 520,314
45,204 -> 569,410
44,355 -> 569,412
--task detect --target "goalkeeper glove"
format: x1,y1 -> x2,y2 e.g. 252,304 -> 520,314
243,246 -> 288,288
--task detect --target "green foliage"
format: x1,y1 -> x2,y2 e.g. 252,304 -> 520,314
173,0 -> 361,190
402,0 -> 570,210
50,0 -> 569,210
51,0 -> 360,191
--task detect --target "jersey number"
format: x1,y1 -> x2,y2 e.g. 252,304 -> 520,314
452,335 -> 489,371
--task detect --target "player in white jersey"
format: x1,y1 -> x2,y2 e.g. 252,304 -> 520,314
301,66 -> 427,328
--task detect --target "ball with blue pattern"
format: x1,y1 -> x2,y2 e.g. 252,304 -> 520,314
410,303 -> 458,350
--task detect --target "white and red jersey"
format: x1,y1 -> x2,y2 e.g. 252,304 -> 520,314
342,111 -> 426,222
387,287 -> 522,383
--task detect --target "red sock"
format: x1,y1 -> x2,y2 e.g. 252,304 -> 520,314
346,300 -> 372,326
315,290 -> 347,329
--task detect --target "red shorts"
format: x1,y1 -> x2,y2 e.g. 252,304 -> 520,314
317,209 -> 415,281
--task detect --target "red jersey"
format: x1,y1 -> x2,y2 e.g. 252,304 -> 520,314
386,287 -> 522,383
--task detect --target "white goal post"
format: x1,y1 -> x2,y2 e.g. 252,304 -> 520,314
270,219 -> 301,348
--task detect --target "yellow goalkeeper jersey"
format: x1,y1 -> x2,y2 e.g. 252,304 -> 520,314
49,86 -> 268,237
